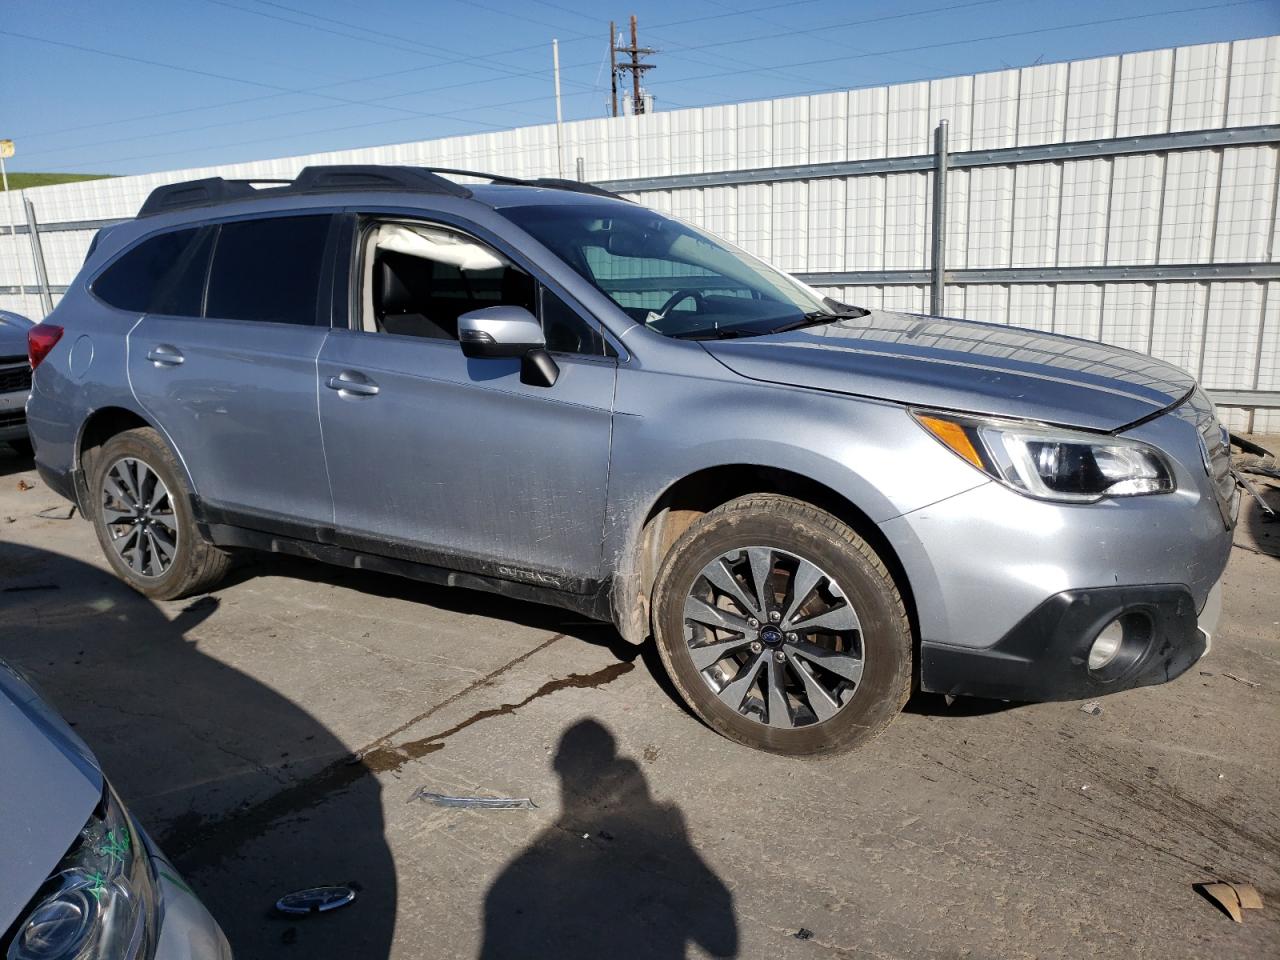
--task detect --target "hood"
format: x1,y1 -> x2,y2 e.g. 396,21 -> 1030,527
0,310 -> 34,360
0,660 -> 103,936
702,310 -> 1196,431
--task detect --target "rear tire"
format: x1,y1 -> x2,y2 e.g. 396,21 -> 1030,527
652,494 -> 911,756
87,427 -> 231,600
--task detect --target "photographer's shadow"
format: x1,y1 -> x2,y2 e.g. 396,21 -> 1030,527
0,544 -> 395,959
480,719 -> 738,959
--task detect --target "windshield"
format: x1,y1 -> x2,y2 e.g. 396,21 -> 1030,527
499,201 -> 858,339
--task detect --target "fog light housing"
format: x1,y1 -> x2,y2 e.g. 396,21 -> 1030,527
1087,612 -> 1152,679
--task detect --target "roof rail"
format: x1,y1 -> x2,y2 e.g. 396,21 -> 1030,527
417,168 -> 628,201
137,165 -> 473,218
137,177 -> 264,217
136,163 -> 625,218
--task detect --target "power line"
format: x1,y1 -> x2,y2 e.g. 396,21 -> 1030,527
11,1 -> 944,147
11,0 -> 1263,172
650,0 -> 1266,88
43,86 -> 615,173
12,37 -> 559,144
0,27 -> 516,130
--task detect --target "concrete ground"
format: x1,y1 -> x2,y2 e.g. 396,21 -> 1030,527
1,443 -> 1277,960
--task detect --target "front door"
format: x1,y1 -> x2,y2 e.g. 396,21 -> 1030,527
316,216 -> 617,588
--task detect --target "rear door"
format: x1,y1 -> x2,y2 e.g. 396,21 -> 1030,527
125,214 -> 338,531
316,215 -> 617,587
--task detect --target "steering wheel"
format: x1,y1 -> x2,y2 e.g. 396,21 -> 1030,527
654,288 -> 708,320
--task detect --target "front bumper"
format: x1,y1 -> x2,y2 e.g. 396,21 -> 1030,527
919,582 -> 1214,701
883,393 -> 1236,703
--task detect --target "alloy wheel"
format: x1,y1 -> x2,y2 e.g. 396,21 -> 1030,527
682,546 -> 864,728
101,457 -> 179,578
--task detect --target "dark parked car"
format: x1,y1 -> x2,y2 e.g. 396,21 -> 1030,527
0,309 -> 34,454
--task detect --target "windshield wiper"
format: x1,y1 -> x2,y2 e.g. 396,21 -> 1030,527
671,327 -> 755,341
768,308 -> 868,334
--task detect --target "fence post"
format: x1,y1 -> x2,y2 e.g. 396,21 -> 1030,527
576,156 -> 585,182
930,119 -> 949,315
23,196 -> 53,316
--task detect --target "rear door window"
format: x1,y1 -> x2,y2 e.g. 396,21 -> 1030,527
205,215 -> 331,326
94,227 -> 208,314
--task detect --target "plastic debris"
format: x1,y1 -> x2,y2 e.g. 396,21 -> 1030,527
16,479 -> 33,491
1231,467 -> 1277,519
275,885 -> 356,916
793,928 -> 814,941
1222,672 -> 1260,688
408,786 -> 537,810
1195,882 -> 1264,923
1079,701 -> 1102,716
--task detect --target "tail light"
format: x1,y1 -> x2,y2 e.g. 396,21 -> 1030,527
28,323 -> 63,371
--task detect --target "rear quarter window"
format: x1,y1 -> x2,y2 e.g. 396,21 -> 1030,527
93,227 -> 208,314
205,215 -> 331,326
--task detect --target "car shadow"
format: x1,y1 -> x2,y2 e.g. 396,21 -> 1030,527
478,718 -> 738,959
0,543 -> 396,959
221,551 -> 696,719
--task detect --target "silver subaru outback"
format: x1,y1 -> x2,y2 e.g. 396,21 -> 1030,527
25,166 -> 1236,755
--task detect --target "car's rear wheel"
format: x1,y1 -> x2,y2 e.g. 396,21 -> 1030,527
652,494 -> 912,756
88,428 -> 231,600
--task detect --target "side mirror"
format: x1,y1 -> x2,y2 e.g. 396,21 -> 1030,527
458,306 -> 545,358
457,305 -> 559,387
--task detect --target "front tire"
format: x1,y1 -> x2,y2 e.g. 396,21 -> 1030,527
87,428 -> 231,600
652,494 -> 911,756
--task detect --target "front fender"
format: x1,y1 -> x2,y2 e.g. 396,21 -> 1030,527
602,366 -> 987,642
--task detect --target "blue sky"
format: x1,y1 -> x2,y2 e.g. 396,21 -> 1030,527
3,0 -> 1278,175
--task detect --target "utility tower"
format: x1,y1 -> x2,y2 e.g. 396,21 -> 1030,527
610,15 -> 656,116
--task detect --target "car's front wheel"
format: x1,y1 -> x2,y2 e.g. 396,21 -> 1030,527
652,494 -> 912,756
87,427 -> 231,600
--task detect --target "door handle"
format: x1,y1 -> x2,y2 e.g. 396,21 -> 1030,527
146,344 -> 184,366
326,372 -> 380,397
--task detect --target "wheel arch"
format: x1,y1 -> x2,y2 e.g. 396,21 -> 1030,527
615,463 -> 919,652
74,405 -> 197,509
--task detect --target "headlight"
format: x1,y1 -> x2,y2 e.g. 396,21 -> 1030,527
914,411 -> 1175,503
7,786 -> 158,960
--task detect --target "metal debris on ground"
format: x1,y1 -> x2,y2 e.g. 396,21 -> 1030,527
408,786 -> 537,810
1079,701 -> 1103,716
1195,881 -> 1264,923
1221,672 -> 1261,688
35,504 -> 76,519
793,928 -> 814,941
274,885 -> 357,916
